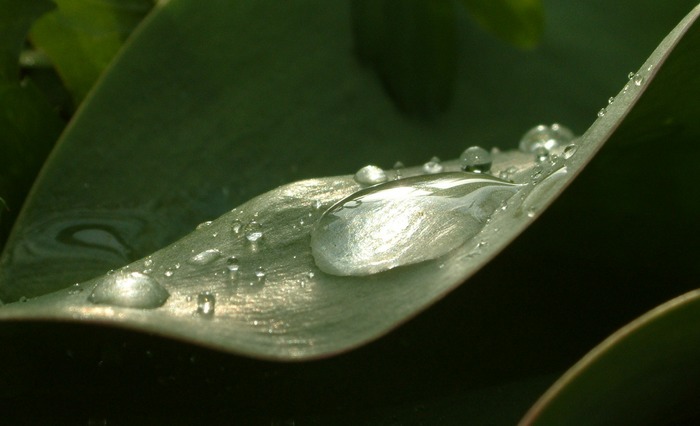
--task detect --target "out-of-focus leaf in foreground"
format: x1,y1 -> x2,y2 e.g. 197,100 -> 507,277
1,2 -> 699,361
521,291 -> 700,425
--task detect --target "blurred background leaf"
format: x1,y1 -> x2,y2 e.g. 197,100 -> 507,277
459,0 -> 544,48
351,0 -> 458,116
29,0 -> 154,104
0,0 -> 65,255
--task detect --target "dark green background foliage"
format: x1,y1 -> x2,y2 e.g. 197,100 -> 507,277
1,0 -> 699,424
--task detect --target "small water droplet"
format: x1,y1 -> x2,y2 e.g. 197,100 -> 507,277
255,266 -> 266,279
597,108 -> 606,118
68,283 -> 83,295
196,221 -> 212,230
174,263 -> 181,269
231,219 -> 242,234
627,71 -> 635,80
623,83 -> 629,93
314,199 -> 323,210
527,207 -> 536,218
226,256 -> 240,272
499,166 -> 518,180
196,291 -> 216,317
354,165 -> 387,186
562,144 -> 577,159
460,146 -> 492,173
244,221 -> 263,242
188,249 -> 222,265
422,157 -> 444,174
392,161 -> 405,180
633,73 -> 644,86
608,96 -> 615,105
307,271 -> 315,279
89,271 -> 170,309
142,268 -> 153,275
534,146 -> 549,163
519,124 -> 575,153
19,296 -> 29,303
311,172 -> 520,276
164,269 -> 174,277
144,258 -> 154,268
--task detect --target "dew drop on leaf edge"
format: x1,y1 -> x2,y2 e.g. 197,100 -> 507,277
460,146 -> 492,173
354,165 -> 388,186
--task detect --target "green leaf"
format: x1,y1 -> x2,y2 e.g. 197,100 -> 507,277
29,0 -> 154,103
1,0 -> 699,363
0,0 -> 65,249
0,0 -> 699,422
459,0 -> 545,48
521,291 -> 700,425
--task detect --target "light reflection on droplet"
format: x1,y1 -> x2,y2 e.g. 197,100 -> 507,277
311,172 -> 520,276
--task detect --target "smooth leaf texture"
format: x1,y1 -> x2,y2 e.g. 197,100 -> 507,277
29,0 -> 154,103
1,0 -> 699,423
0,2 -> 699,363
521,291 -> 700,425
2,0 -> 693,300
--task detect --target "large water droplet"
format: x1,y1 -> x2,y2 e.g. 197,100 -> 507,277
88,271 -> 170,309
519,124 -> 575,153
354,165 -> 387,186
460,146 -> 492,173
188,249 -> 221,265
311,172 -> 521,276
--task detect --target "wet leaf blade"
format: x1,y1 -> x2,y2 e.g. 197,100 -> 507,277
0,0 -> 698,366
